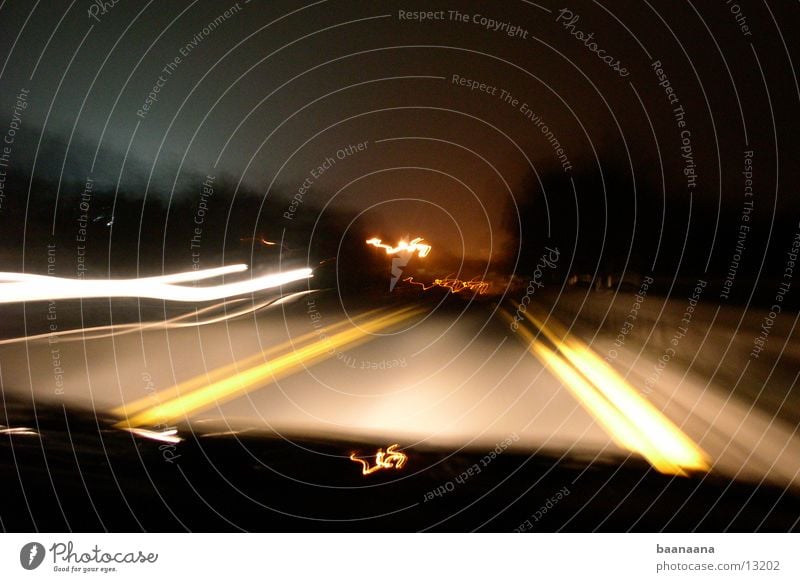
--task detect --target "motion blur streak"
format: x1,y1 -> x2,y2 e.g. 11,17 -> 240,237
121,427 -> 182,444
0,265 -> 311,303
350,444 -> 408,475
502,311 -> 654,456
517,307 -> 709,473
403,275 -> 491,294
0,291 -> 318,346
503,307 -> 709,476
115,306 -> 423,428
0,263 -> 246,284
0,425 -> 38,436
365,236 -> 432,257
525,313 -> 708,471
111,306 -> 388,419
0,298 -> 246,345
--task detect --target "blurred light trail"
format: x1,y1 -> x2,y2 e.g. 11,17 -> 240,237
0,425 -> 38,436
0,290 -> 319,346
0,264 -> 246,284
121,427 -> 182,444
365,236 -> 432,258
502,306 -> 709,476
404,275 -> 490,295
110,306 -> 388,420
240,236 -> 292,251
114,306 -> 423,428
0,265 -> 311,304
350,444 -> 407,475
518,308 -> 709,473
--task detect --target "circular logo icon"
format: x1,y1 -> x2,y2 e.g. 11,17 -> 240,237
20,542 -> 46,570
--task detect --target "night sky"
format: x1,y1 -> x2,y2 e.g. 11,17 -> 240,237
2,1 -> 800,537
0,0 -> 798,282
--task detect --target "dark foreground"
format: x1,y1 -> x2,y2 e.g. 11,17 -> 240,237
1,399 -> 797,532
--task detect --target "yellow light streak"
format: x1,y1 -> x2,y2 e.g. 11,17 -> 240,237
404,275 -> 490,295
502,306 -> 709,475
111,306 -> 388,419
0,265 -> 311,303
115,306 -> 423,428
518,307 -> 709,473
350,444 -> 407,475
365,237 -> 431,258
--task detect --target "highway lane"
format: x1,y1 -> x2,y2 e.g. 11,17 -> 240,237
0,289 -> 798,490
177,294 -> 622,456
0,291 -> 623,457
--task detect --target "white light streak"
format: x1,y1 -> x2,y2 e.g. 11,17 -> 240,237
0,265 -> 312,304
0,290 -> 320,346
121,427 -> 182,444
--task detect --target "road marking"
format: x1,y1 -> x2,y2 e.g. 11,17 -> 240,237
115,306 -> 422,428
111,306 -> 387,418
503,306 -> 709,476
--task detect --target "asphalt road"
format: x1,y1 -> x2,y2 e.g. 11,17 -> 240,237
1,288 -> 798,490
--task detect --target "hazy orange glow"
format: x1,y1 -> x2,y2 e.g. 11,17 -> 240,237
404,275 -> 490,295
365,237 -> 432,258
350,444 -> 408,475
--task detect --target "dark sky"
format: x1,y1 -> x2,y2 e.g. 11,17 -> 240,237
0,0 -> 798,272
